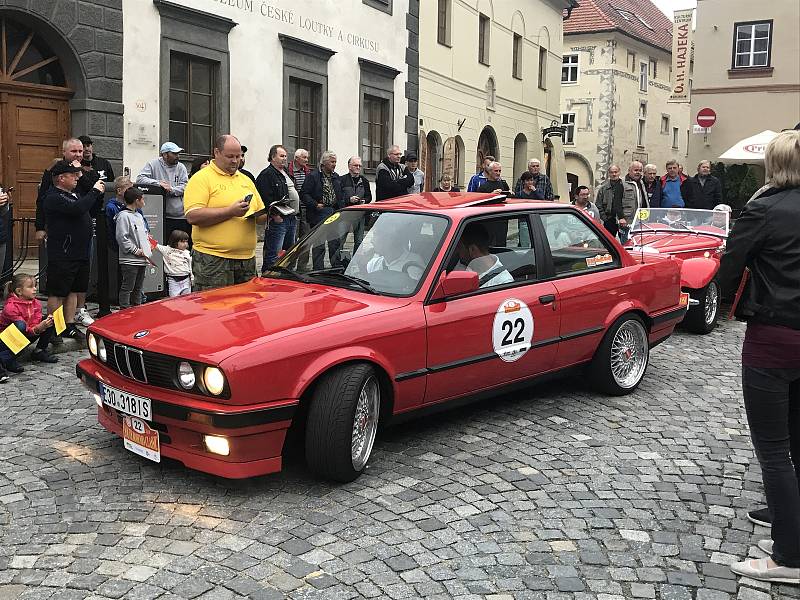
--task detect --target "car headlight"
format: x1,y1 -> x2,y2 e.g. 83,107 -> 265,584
88,333 -> 97,356
177,362 -> 196,389
97,338 -> 107,362
203,367 -> 225,396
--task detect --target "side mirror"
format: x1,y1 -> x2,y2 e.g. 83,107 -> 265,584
430,270 -> 479,300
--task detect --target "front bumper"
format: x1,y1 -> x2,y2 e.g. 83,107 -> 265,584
76,360 -> 297,479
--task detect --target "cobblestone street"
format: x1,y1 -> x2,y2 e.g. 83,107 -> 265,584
0,319 -> 797,600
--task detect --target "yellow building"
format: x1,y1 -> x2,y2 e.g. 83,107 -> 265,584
418,0 -> 576,196
560,0 -> 691,197
688,0 -> 800,167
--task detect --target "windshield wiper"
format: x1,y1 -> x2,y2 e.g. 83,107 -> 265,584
305,268 -> 379,294
262,265 -> 309,282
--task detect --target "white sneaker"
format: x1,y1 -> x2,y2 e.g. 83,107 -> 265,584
75,308 -> 95,326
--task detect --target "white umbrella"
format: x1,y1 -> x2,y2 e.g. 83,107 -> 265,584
718,130 -> 778,163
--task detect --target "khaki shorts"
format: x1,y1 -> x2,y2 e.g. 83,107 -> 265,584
192,250 -> 256,291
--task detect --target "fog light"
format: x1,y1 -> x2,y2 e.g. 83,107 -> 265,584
88,333 -> 97,356
177,362 -> 195,389
203,367 -> 225,396
97,339 -> 107,362
204,435 -> 230,456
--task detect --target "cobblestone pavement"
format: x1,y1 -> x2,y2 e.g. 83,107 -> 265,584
1,319 -> 797,600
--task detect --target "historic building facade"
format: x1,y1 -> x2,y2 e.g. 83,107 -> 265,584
124,0 -> 413,177
0,0 -> 123,253
560,0 -> 691,196
417,0 -> 574,196
687,0 -> 800,167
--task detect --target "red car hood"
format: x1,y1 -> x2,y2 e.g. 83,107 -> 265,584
90,278 -> 408,363
627,231 -> 724,254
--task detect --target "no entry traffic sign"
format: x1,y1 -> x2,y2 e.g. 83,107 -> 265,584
697,108 -> 717,128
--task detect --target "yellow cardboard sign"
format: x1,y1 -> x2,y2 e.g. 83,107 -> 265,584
53,306 -> 67,335
0,323 -> 30,355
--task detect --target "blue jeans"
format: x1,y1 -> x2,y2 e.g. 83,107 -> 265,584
742,365 -> 800,567
0,320 -> 52,363
262,215 -> 297,271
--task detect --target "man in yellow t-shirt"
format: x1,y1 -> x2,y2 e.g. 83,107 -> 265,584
184,134 -> 268,291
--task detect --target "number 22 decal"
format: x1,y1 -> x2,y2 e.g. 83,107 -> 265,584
492,298 -> 534,362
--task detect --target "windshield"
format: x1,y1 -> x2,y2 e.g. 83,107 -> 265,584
633,207 -> 730,237
267,209 -> 449,296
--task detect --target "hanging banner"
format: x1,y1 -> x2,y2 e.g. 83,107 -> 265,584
669,9 -> 694,103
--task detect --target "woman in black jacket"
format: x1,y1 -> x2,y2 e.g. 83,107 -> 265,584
720,129 -> 800,585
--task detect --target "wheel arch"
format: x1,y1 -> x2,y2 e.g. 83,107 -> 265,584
604,301 -> 653,333
680,257 -> 719,290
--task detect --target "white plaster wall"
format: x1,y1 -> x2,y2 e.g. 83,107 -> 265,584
122,0 -> 409,177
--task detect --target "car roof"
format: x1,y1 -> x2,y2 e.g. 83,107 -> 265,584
363,192 -> 568,213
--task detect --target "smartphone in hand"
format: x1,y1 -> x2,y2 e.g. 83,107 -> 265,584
243,194 -> 253,205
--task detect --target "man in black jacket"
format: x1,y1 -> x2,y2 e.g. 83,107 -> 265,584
256,144 -> 299,271
375,145 -> 414,201
78,135 -> 115,183
301,151 -> 343,269
43,161 -> 106,341
681,160 -> 722,210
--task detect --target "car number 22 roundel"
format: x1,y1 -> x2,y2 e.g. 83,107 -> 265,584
492,298 -> 534,362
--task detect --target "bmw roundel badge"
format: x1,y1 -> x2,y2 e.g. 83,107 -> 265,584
133,330 -> 150,339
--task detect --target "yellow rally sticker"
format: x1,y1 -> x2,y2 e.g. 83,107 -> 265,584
586,253 -> 613,267
638,208 -> 650,221
323,212 -> 340,225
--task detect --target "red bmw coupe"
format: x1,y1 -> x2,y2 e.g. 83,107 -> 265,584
77,193 -> 698,481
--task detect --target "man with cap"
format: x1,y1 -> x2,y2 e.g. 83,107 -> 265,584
404,152 -> 425,194
43,160 -> 106,341
136,142 -> 190,239
238,145 -> 256,183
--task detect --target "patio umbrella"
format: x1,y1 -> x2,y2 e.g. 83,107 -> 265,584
718,130 -> 778,163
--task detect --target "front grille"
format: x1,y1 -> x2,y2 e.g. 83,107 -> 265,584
104,339 -> 179,391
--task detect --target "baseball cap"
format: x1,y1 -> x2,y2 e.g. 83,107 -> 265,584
404,151 -> 418,161
160,142 -> 183,153
51,160 -> 83,176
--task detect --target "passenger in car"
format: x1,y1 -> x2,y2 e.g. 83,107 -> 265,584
455,223 -> 514,288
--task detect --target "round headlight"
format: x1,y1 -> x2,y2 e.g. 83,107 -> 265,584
177,362 -> 196,389
97,338 -> 107,362
203,367 -> 225,396
88,333 -> 97,356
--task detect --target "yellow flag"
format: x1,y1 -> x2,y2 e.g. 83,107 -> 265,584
0,323 -> 31,355
53,306 -> 67,335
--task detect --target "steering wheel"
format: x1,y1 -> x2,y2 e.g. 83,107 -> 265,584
402,261 -> 427,280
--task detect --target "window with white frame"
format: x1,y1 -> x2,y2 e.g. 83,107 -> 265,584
561,112 -> 575,144
672,127 -> 679,149
637,101 -> 647,148
733,21 -> 772,68
562,53 -> 578,84
648,57 -> 657,79
627,50 -> 636,72
639,61 -> 648,92
661,115 -> 670,134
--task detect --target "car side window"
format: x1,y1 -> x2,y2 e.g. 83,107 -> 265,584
450,215 -> 536,288
540,212 -> 619,276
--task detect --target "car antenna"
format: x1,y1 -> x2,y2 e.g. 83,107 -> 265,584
636,207 -> 646,264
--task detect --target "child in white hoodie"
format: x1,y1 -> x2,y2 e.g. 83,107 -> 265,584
154,230 -> 193,296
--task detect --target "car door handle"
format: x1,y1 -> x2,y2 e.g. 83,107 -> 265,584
539,294 -> 555,305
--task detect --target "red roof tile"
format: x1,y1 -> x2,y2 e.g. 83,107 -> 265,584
564,0 -> 675,53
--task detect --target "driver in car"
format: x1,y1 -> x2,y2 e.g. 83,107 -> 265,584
660,209 -> 689,229
360,222 -> 426,281
455,223 -> 514,288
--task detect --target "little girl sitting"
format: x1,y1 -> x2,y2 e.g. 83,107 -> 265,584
0,273 -> 58,374
154,230 -> 193,296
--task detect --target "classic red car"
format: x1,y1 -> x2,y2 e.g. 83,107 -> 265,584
625,207 -> 729,334
77,193 -> 695,482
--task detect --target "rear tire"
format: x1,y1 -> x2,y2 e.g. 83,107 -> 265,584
589,314 -> 649,396
684,279 -> 719,334
305,363 -> 380,482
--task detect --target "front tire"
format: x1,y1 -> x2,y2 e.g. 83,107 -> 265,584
305,363 -> 380,482
589,314 -> 649,395
684,279 -> 720,334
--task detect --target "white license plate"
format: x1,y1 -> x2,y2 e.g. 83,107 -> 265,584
122,416 -> 160,463
101,384 -> 152,421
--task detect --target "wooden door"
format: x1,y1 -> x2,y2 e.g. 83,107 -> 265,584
1,92 -> 70,257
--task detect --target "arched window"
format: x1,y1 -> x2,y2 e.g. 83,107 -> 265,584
0,18 -> 67,87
